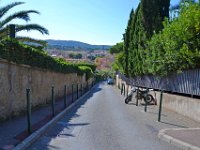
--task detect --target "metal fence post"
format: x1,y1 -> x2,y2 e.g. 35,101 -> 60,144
26,89 -> 32,134
121,83 -> 123,95
123,84 -> 126,96
81,84 -> 83,96
83,83 -> 85,94
144,89 -> 149,112
158,91 -> 163,122
77,84 -> 79,99
72,84 -> 74,103
144,97 -> 147,112
136,87 -> 139,106
51,86 -> 55,117
64,85 -> 67,108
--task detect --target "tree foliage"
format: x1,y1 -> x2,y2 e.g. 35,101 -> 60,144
0,1 -> 49,46
141,0 -> 170,37
109,42 -> 123,54
68,53 -> 82,59
145,3 -> 200,76
128,3 -> 147,76
112,0 -> 200,77
111,52 -> 125,73
123,9 -> 134,76
119,2 -> 200,77
109,42 -> 125,73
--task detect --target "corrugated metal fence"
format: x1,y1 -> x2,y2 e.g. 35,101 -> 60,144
119,69 -> 200,96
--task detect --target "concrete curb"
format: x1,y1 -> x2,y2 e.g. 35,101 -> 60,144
13,89 -> 92,150
158,128 -> 200,150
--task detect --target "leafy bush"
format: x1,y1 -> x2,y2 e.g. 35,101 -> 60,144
95,70 -> 115,82
76,62 -> 96,72
145,3 -> 200,76
109,42 -> 123,54
78,66 -> 93,80
111,52 -> 125,73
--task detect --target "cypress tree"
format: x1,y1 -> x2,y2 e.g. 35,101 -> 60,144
141,0 -> 170,38
123,9 -> 134,76
123,0 -> 170,77
128,3 -> 147,76
160,0 -> 170,20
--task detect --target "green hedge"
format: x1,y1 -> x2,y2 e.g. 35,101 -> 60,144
78,66 -> 93,81
76,62 -> 96,72
0,38 -> 96,78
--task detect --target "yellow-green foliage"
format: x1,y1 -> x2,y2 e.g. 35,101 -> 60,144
145,3 -> 200,76
78,66 -> 93,80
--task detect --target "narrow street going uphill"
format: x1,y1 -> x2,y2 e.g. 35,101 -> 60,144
28,82 -> 182,150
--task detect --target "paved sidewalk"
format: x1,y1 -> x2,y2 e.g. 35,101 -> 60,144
159,128 -> 200,150
0,88 -> 87,150
120,89 -> 200,150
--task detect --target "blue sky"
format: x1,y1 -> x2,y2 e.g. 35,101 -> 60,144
1,0 -> 180,45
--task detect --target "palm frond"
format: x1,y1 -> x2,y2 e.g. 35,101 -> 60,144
0,2 -> 24,18
0,10 -> 40,28
16,36 -> 47,47
15,24 -> 49,35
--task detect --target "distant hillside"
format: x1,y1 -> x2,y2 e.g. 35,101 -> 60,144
46,39 -> 112,51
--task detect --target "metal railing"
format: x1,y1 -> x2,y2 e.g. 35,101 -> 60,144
118,69 -> 200,97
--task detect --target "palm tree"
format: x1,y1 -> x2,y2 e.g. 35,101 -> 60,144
0,1 -> 49,47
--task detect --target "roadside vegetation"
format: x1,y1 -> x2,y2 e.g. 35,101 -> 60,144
111,1 -> 200,77
0,38 -> 96,78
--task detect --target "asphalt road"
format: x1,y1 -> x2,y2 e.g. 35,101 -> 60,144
28,82 -> 180,150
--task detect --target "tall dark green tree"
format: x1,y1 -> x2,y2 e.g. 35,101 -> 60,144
160,0 -> 170,20
123,9 -> 134,76
141,0 -> 170,38
128,3 -> 147,76
125,0 -> 170,77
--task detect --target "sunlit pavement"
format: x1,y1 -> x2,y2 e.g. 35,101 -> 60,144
28,82 -> 200,150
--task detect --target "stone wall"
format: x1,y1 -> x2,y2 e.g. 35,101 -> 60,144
116,75 -> 200,122
155,92 -> 200,122
0,59 -> 88,120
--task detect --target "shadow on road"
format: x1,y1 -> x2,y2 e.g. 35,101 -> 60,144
28,83 -> 102,149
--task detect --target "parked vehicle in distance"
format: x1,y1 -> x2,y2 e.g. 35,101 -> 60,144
107,77 -> 113,85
